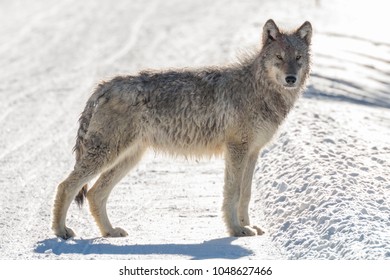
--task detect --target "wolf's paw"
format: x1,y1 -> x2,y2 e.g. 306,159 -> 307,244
105,227 -> 128,238
232,225 -> 264,237
251,225 -> 265,235
54,226 -> 76,240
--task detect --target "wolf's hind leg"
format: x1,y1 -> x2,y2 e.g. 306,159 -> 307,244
52,166 -> 102,239
87,147 -> 145,237
52,133 -> 124,239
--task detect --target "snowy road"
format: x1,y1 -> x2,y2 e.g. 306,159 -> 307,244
0,0 -> 389,260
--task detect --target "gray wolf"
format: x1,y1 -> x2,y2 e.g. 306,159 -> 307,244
52,19 -> 312,239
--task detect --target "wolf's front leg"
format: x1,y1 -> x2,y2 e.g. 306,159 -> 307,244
223,143 -> 262,237
238,151 -> 264,235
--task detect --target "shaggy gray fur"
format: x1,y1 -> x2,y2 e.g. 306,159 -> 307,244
52,19 -> 312,239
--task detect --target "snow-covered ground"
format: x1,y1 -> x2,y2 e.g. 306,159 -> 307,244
0,0 -> 389,260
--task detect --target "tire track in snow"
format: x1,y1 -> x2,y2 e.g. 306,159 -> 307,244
0,1 -> 71,54
103,1 -> 159,66
308,32 -> 390,108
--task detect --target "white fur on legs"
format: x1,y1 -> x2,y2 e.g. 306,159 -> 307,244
52,172 -> 93,239
237,152 -> 264,235
87,148 -> 144,237
223,145 -> 264,237
223,143 -> 250,236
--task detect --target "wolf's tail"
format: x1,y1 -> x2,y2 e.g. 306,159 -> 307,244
74,83 -> 108,207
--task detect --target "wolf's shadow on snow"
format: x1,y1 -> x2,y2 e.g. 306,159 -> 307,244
34,237 -> 252,260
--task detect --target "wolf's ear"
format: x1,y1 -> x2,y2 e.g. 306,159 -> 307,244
262,19 -> 280,45
296,21 -> 312,45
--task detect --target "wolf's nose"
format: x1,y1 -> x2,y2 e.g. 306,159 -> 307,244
285,75 -> 297,85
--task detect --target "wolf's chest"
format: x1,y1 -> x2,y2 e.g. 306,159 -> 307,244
252,120 -> 280,149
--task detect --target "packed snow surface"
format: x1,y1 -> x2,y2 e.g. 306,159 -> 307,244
0,0 -> 389,260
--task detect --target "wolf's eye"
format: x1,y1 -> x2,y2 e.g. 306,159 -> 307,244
296,55 -> 302,60
276,55 -> 283,60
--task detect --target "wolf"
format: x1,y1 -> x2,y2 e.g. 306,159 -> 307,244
52,19 -> 312,239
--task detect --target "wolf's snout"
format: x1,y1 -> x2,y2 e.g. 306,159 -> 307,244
285,75 -> 297,85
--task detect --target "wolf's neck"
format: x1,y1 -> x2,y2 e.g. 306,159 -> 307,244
235,54 -> 302,124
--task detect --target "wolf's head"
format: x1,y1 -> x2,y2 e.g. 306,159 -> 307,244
260,19 -> 312,90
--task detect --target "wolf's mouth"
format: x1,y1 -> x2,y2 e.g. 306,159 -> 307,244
283,83 -> 298,89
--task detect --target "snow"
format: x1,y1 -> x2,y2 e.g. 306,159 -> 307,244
256,100 -> 390,259
0,0 -> 389,260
